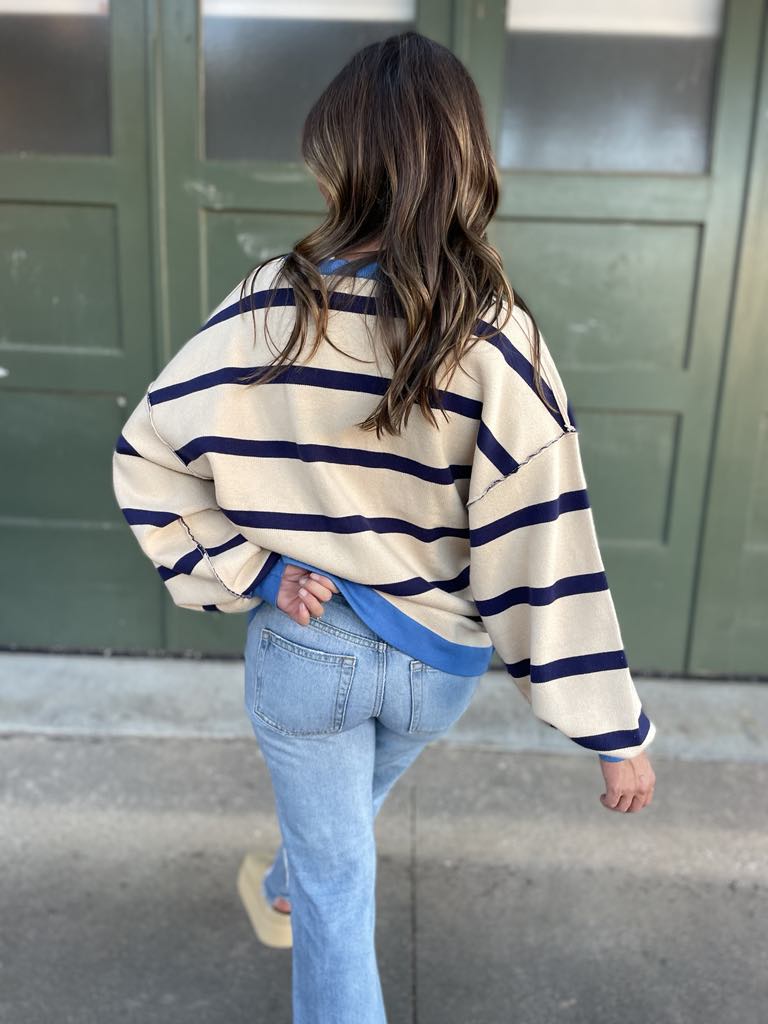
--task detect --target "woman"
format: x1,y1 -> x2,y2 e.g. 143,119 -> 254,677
112,30 -> 656,1024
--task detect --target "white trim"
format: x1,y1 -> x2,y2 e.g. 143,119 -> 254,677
505,0 -> 723,37
0,0 -> 107,13
203,0 -> 414,21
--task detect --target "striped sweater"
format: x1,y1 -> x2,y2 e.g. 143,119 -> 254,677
112,253 -> 656,761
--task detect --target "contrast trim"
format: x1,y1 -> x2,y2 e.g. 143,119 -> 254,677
572,709 -> 653,754
248,555 -> 494,676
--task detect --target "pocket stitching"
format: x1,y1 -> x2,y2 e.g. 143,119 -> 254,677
407,663 -> 481,735
408,660 -> 422,733
252,628 -> 357,736
261,626 -> 356,665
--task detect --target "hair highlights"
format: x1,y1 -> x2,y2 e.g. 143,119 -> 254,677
238,30 -> 554,436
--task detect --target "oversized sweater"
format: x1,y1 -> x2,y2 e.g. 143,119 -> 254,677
112,253 -> 656,761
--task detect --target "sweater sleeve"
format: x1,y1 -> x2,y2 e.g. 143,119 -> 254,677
465,300 -> 656,760
467,427 -> 656,759
112,386 -> 281,614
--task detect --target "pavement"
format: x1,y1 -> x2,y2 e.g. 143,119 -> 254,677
1,650 -> 767,1024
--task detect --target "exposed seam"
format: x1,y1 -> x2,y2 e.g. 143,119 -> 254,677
145,387 -> 215,482
465,425 -> 577,508
145,389 -> 255,601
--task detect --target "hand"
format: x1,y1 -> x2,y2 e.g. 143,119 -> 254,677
598,752 -> 655,813
276,563 -> 340,626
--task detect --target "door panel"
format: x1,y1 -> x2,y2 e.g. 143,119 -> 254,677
3,0 -> 761,668
467,0 -> 763,672
0,1 -> 158,649
155,0 -> 453,654
690,12 -> 768,676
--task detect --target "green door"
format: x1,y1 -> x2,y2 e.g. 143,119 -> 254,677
152,0 -> 455,655
2,0 -> 764,674
460,0 -> 764,673
0,1 -> 157,649
150,0 -> 763,666
690,10 -> 768,676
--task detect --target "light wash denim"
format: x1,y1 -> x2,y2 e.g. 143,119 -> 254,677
243,589 -> 483,1024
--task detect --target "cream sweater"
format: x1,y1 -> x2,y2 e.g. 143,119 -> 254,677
112,254 -> 656,760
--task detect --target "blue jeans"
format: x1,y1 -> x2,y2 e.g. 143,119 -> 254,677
243,590 -> 483,1024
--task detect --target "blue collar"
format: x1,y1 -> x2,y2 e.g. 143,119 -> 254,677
316,256 -> 380,280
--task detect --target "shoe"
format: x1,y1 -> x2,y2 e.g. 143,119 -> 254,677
236,851 -> 293,949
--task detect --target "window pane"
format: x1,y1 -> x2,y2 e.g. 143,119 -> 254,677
0,1 -> 110,156
202,0 -> 416,162
498,0 -> 724,173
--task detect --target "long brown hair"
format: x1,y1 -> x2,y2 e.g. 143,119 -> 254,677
237,30 -> 554,438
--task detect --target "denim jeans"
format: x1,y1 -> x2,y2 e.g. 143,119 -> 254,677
243,589 -> 483,1024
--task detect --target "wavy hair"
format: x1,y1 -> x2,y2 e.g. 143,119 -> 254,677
237,30 -> 554,437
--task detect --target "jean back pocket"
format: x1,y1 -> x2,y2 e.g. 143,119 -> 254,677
408,661 -> 481,735
250,627 -> 357,736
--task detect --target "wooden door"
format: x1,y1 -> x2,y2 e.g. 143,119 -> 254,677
153,0 -> 454,654
458,0 -> 764,673
690,8 -> 768,676
0,1 -> 157,649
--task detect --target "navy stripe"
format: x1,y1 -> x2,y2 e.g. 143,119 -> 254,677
476,419 -> 519,476
201,285 -> 560,429
246,550 -> 283,594
206,533 -> 248,557
203,604 -> 222,612
474,319 -> 567,431
204,287 -> 292,330
115,433 -> 140,457
367,564 -> 470,598
571,709 -> 653,754
148,361 -> 482,418
149,365 -> 277,405
221,507 -> 468,543
157,545 -> 204,581
159,540 -> 282,591
470,489 -> 590,547
476,570 -> 609,616
203,287 -> 378,333
175,435 -> 472,485
122,508 -> 179,527
159,536 -> 246,581
506,648 -> 628,684
567,398 -> 578,429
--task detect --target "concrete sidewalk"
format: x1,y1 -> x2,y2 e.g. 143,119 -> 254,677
1,649 -> 767,761
1,732 -> 766,1024
1,651 -> 766,1023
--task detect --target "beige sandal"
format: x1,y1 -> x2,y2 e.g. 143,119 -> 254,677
236,851 -> 293,949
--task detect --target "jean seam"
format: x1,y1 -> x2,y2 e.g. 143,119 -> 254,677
407,662 -> 421,732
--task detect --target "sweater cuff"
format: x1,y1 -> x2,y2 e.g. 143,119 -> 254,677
247,555 -> 284,607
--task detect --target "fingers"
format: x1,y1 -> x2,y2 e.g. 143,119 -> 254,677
600,790 -> 636,812
296,577 -> 336,615
306,572 -> 340,594
296,576 -> 341,616
294,600 -> 311,626
277,567 -> 340,626
599,760 -> 656,813
282,564 -> 340,595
